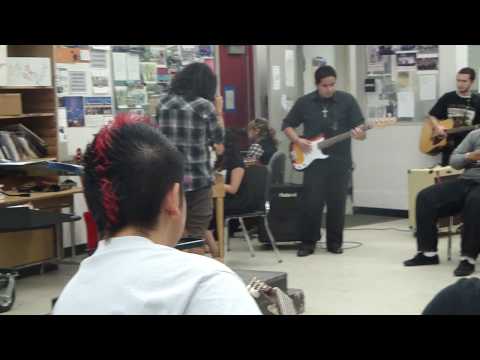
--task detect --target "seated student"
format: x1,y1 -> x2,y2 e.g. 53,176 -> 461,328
404,129 -> 480,277
245,118 -> 278,166
423,278 -> 480,315
53,114 -> 261,315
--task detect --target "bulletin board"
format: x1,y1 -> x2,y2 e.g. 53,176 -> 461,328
110,45 -> 216,118
364,45 -> 440,122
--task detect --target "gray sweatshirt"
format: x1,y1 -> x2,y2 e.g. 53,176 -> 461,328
450,129 -> 480,182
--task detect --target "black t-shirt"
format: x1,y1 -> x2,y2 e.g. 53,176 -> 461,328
282,90 -> 365,168
258,137 -> 278,166
430,91 -> 480,126
429,91 -> 480,164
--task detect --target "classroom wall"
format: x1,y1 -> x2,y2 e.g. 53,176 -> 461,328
352,45 -> 468,211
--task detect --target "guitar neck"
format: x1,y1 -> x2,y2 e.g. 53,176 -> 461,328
319,123 -> 371,150
446,125 -> 479,135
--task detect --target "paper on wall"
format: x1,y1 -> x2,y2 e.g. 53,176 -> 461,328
55,65 -> 70,96
91,69 -> 110,95
225,88 -> 235,111
285,49 -> 296,88
7,57 -> 52,87
84,97 -> 113,128
272,66 -> 281,91
80,50 -> 91,62
112,52 -> 128,81
0,45 -> 7,86
57,107 -> 68,128
419,74 -> 437,101
91,49 -> 108,69
397,91 -> 415,118
127,53 -> 141,81
68,64 -> 89,95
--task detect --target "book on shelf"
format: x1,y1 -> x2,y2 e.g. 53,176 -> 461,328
0,125 -> 48,162
0,159 -> 84,176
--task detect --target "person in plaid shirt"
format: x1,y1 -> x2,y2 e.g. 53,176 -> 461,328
156,63 -> 225,242
245,118 -> 278,166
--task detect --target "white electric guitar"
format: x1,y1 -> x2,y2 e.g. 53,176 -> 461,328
289,117 -> 397,171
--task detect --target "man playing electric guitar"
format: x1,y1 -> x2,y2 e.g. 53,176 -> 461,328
428,67 -> 480,165
282,65 -> 366,257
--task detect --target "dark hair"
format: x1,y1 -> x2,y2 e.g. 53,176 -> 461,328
215,128 -> 242,170
315,65 -> 337,85
247,118 -> 278,146
458,67 -> 476,82
170,62 -> 217,102
83,113 -> 185,239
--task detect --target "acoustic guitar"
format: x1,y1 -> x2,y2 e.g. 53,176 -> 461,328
289,117 -> 397,171
419,118 -> 480,155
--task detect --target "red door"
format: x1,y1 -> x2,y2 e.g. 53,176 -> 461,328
218,45 -> 255,148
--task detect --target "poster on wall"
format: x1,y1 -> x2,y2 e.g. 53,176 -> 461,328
418,45 -> 439,55
115,86 -> 128,108
0,45 -> 7,86
84,97 -> 113,128
367,45 -> 389,73
272,66 -> 281,91
56,65 -> 70,96
285,49 -> 296,88
91,69 -> 111,95
396,51 -> 417,69
417,53 -> 439,73
127,87 -> 148,107
141,62 -> 157,84
61,96 -> 85,127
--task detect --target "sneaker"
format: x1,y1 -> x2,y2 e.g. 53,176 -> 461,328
297,244 -> 315,257
454,260 -> 475,277
404,253 -> 440,267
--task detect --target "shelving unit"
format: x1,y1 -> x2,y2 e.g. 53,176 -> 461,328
0,45 -> 58,166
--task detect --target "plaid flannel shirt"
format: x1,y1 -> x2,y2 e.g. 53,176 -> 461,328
156,94 -> 224,192
245,143 -> 265,162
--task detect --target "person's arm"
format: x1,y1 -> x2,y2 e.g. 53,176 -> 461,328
224,167 -> 245,195
281,98 -> 312,152
450,132 -> 479,169
206,103 -> 225,156
429,95 -> 448,136
185,271 -> 262,315
349,95 -> 367,141
215,96 -> 225,129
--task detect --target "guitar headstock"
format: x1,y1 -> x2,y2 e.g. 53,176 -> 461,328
247,277 -> 273,298
368,116 -> 398,129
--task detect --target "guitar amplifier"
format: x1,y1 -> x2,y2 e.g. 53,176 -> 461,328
258,184 -> 304,243
408,166 -> 464,232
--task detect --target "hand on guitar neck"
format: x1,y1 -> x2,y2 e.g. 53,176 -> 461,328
467,150 -> 480,161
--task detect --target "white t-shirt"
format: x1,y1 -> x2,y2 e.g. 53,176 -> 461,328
53,236 -> 261,315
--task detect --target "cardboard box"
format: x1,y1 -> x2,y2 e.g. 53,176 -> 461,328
0,93 -> 22,116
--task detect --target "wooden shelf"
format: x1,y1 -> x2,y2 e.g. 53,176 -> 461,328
0,86 -> 54,90
0,113 -> 55,120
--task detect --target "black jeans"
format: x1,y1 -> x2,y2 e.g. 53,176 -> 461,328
416,178 -> 480,258
299,159 -> 351,250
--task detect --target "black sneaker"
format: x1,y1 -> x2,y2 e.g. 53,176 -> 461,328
454,260 -> 475,277
297,245 -> 315,257
404,253 -> 440,267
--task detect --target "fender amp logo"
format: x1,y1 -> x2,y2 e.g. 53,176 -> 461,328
278,193 -> 298,198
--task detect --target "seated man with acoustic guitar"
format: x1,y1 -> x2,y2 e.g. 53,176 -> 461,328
424,67 -> 480,165
404,129 -> 480,277
282,65 -> 367,257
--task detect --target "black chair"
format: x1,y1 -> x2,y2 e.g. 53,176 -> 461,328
225,165 -> 282,263
268,151 -> 286,185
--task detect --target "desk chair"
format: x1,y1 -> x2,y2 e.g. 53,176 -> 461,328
225,165 -> 282,263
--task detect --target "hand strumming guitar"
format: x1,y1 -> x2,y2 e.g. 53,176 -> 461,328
351,126 -> 367,141
295,138 -> 312,154
433,125 -> 447,138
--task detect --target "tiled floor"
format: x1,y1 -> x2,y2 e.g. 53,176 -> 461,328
2,217 -> 467,315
